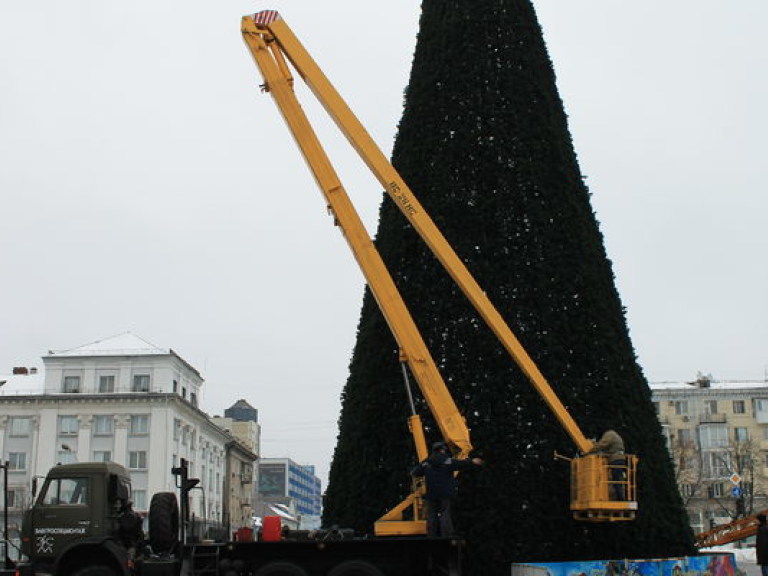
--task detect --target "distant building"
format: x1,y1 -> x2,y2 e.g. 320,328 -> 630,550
212,399 -> 262,533
257,458 -> 322,530
0,333 -> 258,543
225,399 -> 259,424
651,374 -> 768,533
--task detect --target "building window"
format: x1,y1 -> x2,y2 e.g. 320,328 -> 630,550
173,379 -> 179,393
129,415 -> 149,435
190,392 -> 197,407
132,374 -> 150,392
99,375 -> 115,393
58,450 -> 77,464
737,455 -> 752,471
8,452 -> 27,471
62,376 -> 80,393
677,428 -> 693,446
129,451 -> 147,470
9,417 -> 32,437
59,416 -> 79,435
733,400 -> 746,414
703,452 -> 730,478
7,488 -> 25,509
661,426 -> 672,450
699,424 -> 728,449
93,415 -> 114,436
174,419 -> 181,441
704,400 -> 718,415
707,483 -> 725,498
133,490 -> 147,511
674,401 -> 689,416
735,427 -> 749,442
93,450 -> 112,462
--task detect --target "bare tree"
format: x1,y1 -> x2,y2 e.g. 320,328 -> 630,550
671,438 -> 705,507
668,432 -> 768,534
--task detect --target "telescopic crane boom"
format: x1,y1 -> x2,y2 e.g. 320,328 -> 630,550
242,10 -> 638,534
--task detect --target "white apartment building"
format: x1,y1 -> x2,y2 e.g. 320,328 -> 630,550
0,332 -> 259,541
651,374 -> 768,533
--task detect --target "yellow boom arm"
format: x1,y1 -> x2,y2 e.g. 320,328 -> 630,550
241,10 -> 637,531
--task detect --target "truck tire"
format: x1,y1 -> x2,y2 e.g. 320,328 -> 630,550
149,492 -> 179,554
328,561 -> 385,576
253,561 -> 308,576
73,565 -> 117,576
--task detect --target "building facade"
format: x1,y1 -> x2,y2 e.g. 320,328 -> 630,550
212,400 -> 262,534
651,375 -> 768,533
257,458 -> 322,530
0,333 -> 258,543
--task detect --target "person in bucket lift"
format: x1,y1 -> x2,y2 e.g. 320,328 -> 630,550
587,429 -> 627,500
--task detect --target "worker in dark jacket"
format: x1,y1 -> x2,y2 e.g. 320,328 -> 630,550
757,513 -> 768,576
411,441 -> 483,537
587,429 -> 627,500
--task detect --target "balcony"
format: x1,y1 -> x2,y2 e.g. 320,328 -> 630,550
699,413 -> 727,424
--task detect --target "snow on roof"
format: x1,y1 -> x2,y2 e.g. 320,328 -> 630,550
47,332 -> 169,357
649,379 -> 768,391
0,373 -> 45,396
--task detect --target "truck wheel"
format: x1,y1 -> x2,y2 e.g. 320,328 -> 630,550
149,492 -> 179,554
253,561 -> 308,576
328,561 -> 385,576
73,565 -> 117,576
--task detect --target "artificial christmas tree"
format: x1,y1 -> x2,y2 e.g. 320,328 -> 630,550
324,1 -> 694,572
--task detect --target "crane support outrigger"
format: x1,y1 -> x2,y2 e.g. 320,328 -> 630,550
242,10 -> 638,534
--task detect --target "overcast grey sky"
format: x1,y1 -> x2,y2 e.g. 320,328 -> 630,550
1,1 -> 766,486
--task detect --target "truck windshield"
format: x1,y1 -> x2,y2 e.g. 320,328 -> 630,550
41,477 -> 90,506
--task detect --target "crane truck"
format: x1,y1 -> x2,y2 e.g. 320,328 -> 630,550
240,10 -> 638,533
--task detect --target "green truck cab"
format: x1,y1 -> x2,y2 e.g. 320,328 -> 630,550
20,462 -> 142,576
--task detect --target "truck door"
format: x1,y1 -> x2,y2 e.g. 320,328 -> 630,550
27,475 -> 95,562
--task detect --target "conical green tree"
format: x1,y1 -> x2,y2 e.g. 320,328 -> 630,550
324,0 -> 694,571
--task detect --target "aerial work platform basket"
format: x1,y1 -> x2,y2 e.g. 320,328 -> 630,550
571,453 -> 638,522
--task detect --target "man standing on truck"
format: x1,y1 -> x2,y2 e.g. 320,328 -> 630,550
411,442 -> 484,538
